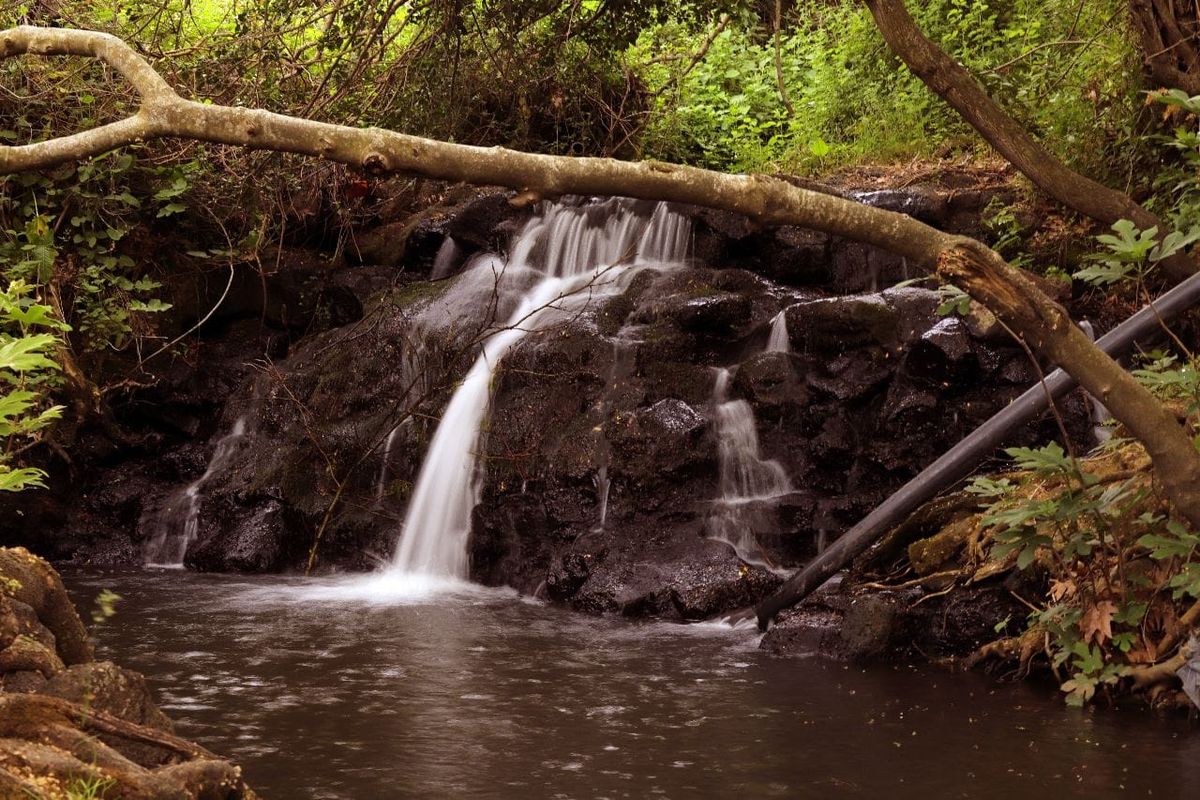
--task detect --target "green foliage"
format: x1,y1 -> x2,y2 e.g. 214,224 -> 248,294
983,199 -> 1032,269
639,0 -> 1137,174
1147,89 -> 1200,233
64,774 -> 116,800
1074,219 -> 1200,287
90,589 -> 122,624
0,151 -> 175,356
0,281 -> 67,492
971,437 -> 1200,705
935,283 -> 972,317
1130,350 -> 1200,414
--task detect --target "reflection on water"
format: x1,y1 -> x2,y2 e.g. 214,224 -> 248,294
65,571 -> 1197,799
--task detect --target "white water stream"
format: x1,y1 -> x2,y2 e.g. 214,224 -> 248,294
766,311 -> 790,354
708,368 -> 793,569
388,199 -> 691,580
143,417 -> 247,567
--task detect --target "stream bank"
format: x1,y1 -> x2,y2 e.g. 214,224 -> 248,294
0,548 -> 255,799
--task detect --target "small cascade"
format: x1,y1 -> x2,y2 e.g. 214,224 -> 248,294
589,340 -> 636,532
430,237 -> 464,281
143,418 -> 247,567
708,368 -> 792,569
390,198 -> 692,579
593,466 -> 611,531
766,311 -> 790,354
374,420 -> 407,503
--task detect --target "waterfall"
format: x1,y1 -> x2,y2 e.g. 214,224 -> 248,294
389,199 -> 691,579
708,368 -> 792,569
766,311 -> 789,354
430,237 -> 464,281
374,421 -> 406,503
593,466 -> 611,531
143,418 -> 247,567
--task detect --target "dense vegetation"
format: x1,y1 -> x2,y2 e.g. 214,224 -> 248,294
6,0 -> 1200,708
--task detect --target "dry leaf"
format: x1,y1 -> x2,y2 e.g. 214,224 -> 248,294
1081,600 -> 1117,645
1049,578 -> 1077,602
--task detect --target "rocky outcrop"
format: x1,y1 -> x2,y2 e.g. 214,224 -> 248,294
5,174 -> 1091,625
0,548 -> 254,799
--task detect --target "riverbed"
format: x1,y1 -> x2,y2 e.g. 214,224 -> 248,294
65,570 -> 1196,799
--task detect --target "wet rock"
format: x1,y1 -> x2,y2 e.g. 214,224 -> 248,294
828,239 -> 911,294
609,399 -> 712,478
0,550 -> 255,799
545,552 -> 594,601
850,185 -> 950,223
733,352 -> 807,411
668,292 -> 753,335
755,227 -> 832,286
23,184 -> 1095,632
187,499 -> 289,573
787,294 -> 899,350
567,533 -> 780,621
759,581 -> 849,657
839,593 -> 905,661
44,662 -> 174,732
353,220 -> 412,267
445,191 -> 528,249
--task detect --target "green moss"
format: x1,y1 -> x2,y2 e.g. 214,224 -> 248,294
389,276 -> 459,309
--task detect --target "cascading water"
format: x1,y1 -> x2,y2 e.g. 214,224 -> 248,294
143,418 -> 247,567
707,368 -> 792,569
766,311 -> 790,354
430,237 -> 464,281
374,420 -> 407,503
388,199 -> 691,581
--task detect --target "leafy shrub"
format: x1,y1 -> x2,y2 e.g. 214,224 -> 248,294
0,280 -> 66,491
638,0 -> 1138,175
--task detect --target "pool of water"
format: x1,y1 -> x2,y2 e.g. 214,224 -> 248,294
64,570 -> 1197,799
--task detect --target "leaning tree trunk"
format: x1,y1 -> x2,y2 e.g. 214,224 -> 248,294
3,25 -> 1200,531
864,0 -> 1196,282
1132,0 -> 1200,95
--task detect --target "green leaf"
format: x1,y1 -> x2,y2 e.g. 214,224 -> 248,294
1004,442 -> 1071,474
0,466 -> 48,492
1073,260 -> 1131,286
0,335 -> 60,373
128,299 -> 172,313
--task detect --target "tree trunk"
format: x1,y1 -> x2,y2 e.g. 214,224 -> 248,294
864,0 -> 1195,282
4,26 -> 1200,533
1131,0 -> 1200,95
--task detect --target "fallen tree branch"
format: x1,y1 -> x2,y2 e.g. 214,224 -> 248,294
6,24 -> 1200,617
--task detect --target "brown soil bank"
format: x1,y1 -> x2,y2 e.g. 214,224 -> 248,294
763,436 -> 1200,713
0,548 -> 255,799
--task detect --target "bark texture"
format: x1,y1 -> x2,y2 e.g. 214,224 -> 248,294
864,0 -> 1195,282
1132,0 -> 1200,95
4,26 -> 1200,578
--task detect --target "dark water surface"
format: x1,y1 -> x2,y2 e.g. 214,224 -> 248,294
64,570 -> 1195,799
